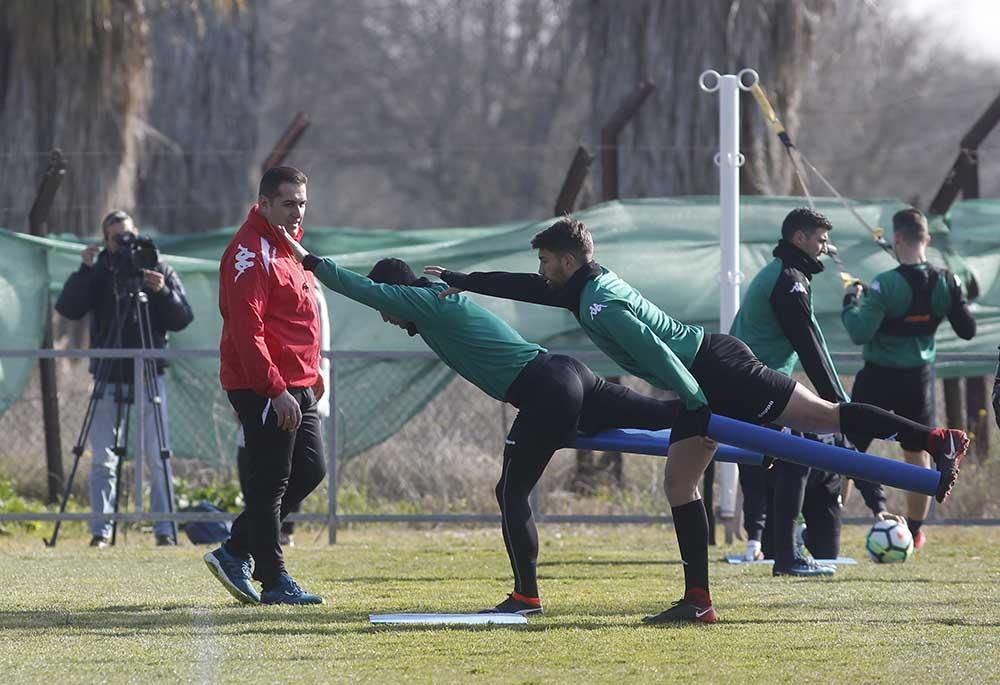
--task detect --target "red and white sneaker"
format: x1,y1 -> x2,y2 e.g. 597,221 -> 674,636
479,592 -> 543,616
642,589 -> 718,624
926,429 -> 969,503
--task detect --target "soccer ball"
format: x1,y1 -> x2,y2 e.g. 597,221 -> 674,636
865,519 -> 914,563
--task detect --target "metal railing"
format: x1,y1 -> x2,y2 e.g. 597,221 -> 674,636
2,347 -> 999,543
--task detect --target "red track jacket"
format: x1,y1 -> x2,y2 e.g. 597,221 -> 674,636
219,206 -> 320,398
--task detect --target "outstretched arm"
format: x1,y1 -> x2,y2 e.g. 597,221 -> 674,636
278,226 -> 440,325
425,266 -> 561,307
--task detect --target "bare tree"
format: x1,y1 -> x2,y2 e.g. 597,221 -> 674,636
587,0 -> 832,197
0,0 -> 150,235
259,0 -> 590,227
0,1 -> 260,237
136,1 -> 266,233
797,3 -> 1000,205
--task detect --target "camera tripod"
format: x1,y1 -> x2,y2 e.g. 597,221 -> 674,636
46,274 -> 178,547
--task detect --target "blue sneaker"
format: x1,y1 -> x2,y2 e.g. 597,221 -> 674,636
204,545 -> 260,605
260,573 -> 324,605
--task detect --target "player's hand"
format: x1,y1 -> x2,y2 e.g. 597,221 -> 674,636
142,269 -> 165,292
843,281 -> 865,307
81,244 -> 101,267
313,373 -> 325,402
423,266 -> 465,299
275,225 -> 309,263
876,511 -> 906,525
272,390 -> 302,431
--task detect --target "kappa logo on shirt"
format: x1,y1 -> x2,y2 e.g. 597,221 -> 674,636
233,244 -> 256,282
870,279 -> 881,293
789,282 -> 807,294
589,303 -> 607,319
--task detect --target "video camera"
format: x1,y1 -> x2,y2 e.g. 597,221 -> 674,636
110,232 -> 159,279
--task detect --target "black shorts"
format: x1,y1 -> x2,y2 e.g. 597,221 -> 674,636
504,352 -> 678,445
690,333 -> 797,425
849,362 -> 934,452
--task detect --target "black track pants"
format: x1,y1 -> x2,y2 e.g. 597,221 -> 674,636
226,387 -> 326,588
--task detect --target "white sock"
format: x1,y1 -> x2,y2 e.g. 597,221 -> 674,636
745,540 -> 761,559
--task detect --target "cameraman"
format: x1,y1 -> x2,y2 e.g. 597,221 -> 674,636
55,210 -> 194,547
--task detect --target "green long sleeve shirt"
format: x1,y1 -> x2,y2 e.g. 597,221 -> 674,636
841,263 -> 975,368
440,264 -> 707,409
308,257 -> 543,401
578,270 -> 707,409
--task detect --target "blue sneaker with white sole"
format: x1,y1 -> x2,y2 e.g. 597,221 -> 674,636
261,573 -> 324,605
204,545 -> 260,605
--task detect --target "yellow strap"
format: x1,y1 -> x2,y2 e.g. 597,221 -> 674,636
750,83 -> 786,136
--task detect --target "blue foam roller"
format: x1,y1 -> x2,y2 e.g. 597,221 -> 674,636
572,428 -> 764,466
706,414 -> 940,497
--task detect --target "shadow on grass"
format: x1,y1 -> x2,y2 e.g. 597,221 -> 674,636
830,577 -> 985,585
332,574 -> 504,585
0,604 -> 365,636
538,558 -> 680,568
717,616 -> 999,628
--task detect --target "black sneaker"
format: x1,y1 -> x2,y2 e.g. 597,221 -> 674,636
926,428 -> 969,503
155,534 -> 177,547
89,535 -> 110,549
643,598 -> 718,624
479,593 -> 543,616
772,558 -> 835,577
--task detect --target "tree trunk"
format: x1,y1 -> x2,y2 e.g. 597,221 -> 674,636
0,0 -> 149,235
587,0 -> 830,197
136,2 -> 265,233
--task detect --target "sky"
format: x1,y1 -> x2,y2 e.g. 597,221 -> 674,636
901,0 -> 1000,62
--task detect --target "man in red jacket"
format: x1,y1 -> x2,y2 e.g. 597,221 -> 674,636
205,166 -> 326,605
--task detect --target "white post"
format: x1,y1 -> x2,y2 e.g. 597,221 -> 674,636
699,68 -> 758,521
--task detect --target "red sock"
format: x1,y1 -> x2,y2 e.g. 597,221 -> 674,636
684,587 -> 711,607
511,591 -> 542,606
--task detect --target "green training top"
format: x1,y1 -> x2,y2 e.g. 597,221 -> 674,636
310,258 -> 544,401
579,268 -> 707,409
841,263 -> 963,369
730,242 -> 847,402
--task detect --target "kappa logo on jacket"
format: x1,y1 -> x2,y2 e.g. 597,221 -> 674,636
589,303 -> 607,319
789,281 -> 807,294
233,244 -> 256,282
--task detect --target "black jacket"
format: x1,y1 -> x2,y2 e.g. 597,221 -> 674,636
55,249 -> 194,381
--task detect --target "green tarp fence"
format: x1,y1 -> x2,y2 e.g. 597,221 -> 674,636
2,196 -> 998,464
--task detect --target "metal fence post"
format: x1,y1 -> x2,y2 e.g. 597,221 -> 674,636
327,351 -> 338,545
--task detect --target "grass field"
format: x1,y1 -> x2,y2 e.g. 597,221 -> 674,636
1,524 -> 998,683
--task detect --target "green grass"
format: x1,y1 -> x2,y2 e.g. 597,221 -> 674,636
1,524 -> 998,683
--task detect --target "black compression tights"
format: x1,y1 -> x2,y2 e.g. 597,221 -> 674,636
498,355 -> 678,598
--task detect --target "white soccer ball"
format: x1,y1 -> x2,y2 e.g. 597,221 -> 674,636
865,519 -> 914,563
